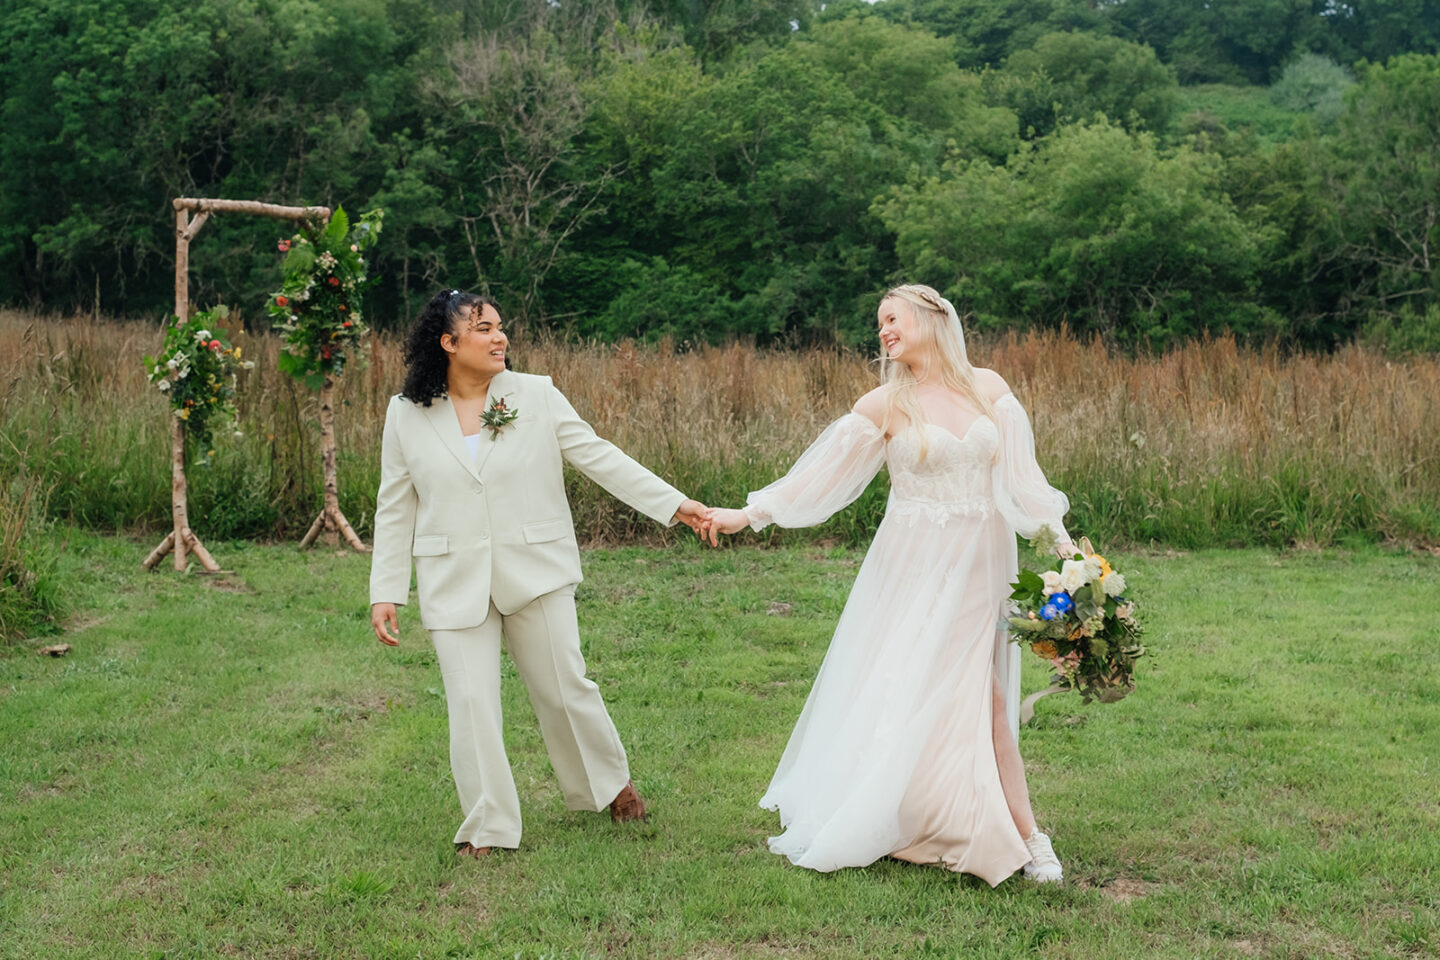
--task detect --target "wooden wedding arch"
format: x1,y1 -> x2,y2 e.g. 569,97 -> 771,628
144,196 -> 365,572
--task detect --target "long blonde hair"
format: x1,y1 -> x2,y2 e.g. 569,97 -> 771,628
878,284 -> 994,461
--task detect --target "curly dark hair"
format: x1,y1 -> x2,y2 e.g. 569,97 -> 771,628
401,289 -> 502,406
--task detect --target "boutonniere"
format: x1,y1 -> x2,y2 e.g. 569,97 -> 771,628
480,396 -> 519,440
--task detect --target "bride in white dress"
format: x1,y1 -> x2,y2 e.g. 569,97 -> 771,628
703,284 -> 1074,885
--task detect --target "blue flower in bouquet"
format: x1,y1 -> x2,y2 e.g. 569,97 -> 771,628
1039,601 -> 1062,621
1050,592 -> 1074,613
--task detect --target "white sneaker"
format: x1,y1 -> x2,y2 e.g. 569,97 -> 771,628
1021,830 -> 1063,884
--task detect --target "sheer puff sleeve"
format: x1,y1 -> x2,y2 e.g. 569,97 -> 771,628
991,393 -> 1071,542
745,413 -> 887,532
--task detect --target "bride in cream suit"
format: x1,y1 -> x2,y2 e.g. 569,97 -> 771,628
370,289 -> 707,857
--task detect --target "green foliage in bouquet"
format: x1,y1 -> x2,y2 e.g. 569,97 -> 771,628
266,206 -> 383,389
1008,527 -> 1145,705
143,306 -> 253,461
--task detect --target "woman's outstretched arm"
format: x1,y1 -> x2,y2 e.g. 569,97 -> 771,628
703,390 -> 888,545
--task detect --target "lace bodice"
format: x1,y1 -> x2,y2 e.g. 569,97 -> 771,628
746,394 -> 1069,541
885,420 -> 998,526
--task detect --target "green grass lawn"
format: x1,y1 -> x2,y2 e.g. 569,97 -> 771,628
1,534 -> 1436,959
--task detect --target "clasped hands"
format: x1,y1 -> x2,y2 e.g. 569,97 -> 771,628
680,500 -> 1081,556
672,499 -> 748,547
672,500 -> 745,546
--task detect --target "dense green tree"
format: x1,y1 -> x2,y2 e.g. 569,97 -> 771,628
877,120 -> 1274,343
852,0 -> 1438,86
839,0 -> 1106,69
1315,54 -> 1440,321
787,16 -> 1018,157
584,39 -> 935,341
1,0 -> 1437,347
1324,0 -> 1440,68
534,25 -> 719,332
989,30 -> 1178,138
562,16 -> 1018,343
1100,0 -> 1308,83
1223,140 -> 1349,345
1102,0 -> 1438,84
0,0 -> 454,317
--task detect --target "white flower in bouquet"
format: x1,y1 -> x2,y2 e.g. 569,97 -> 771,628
1060,559 -> 1088,593
194,329 -> 211,342
157,380 -> 171,392
1102,572 -> 1127,597
1083,556 -> 1104,581
166,356 -> 179,371
1041,570 -> 1063,597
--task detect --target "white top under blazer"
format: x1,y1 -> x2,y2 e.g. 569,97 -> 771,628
369,369 -> 687,628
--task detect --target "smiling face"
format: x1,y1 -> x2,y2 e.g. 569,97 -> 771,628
877,296 -> 926,370
442,301 -> 508,378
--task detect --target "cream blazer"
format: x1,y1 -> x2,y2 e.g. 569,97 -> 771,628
369,369 -> 686,628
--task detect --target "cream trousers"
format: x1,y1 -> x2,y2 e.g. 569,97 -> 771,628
428,585 -> 630,848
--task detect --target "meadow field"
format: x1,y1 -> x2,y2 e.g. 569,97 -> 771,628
4,310 -> 1438,544
3,313 -> 1438,956
4,308 -> 1437,638
1,533 -> 1436,959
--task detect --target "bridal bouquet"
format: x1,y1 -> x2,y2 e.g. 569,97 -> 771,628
1007,528 -> 1144,705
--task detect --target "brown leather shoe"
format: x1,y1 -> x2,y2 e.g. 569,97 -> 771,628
455,842 -> 492,858
609,780 -> 647,823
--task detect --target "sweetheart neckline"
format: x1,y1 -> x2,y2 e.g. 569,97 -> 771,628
891,417 -> 995,449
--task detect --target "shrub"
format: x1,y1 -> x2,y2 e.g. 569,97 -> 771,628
0,475 -> 63,641
1270,53 -> 1354,126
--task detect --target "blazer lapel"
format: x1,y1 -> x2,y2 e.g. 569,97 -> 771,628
422,396 -> 482,483
472,369 -> 519,477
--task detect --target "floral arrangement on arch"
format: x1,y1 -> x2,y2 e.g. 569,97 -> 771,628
144,305 -> 253,460
1007,527 -> 1145,705
267,206 -> 383,388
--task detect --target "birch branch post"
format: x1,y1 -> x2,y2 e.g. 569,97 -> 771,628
298,374 -> 367,551
143,197 -> 332,572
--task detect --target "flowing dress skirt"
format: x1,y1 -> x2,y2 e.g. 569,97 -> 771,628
759,504 -> 1031,886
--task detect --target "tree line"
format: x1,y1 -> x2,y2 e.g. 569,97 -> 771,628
2,0 -> 1438,347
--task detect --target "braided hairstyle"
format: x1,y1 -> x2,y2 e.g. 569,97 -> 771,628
401,289 -> 501,406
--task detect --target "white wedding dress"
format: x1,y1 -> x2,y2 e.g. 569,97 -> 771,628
745,393 -> 1070,885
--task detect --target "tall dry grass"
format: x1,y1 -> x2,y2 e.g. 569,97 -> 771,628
2,310 -> 1437,552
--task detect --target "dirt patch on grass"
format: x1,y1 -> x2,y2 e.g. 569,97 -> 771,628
61,612 -> 113,634
1080,875 -> 1157,904
205,575 -> 256,594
